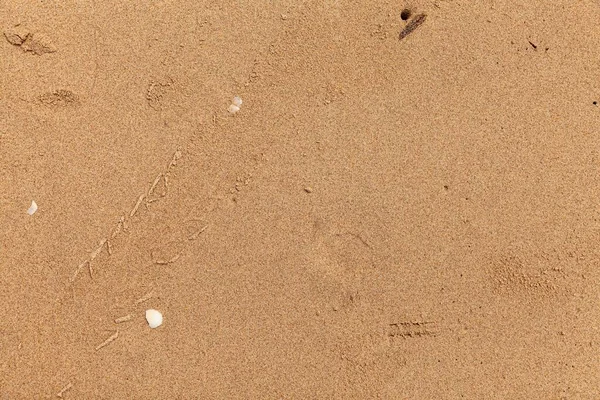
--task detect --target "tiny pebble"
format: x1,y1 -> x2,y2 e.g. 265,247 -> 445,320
228,104 -> 240,114
232,96 -> 242,107
27,200 -> 37,215
304,187 -> 313,193
145,309 -> 163,328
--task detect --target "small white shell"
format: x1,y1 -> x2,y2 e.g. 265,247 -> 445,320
227,104 -> 240,114
232,96 -> 242,107
145,309 -> 163,328
27,201 -> 38,215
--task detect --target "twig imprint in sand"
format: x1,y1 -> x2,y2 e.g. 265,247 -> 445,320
95,329 -> 119,351
135,291 -> 154,305
114,314 -> 132,323
57,382 -> 73,398
129,194 -> 145,218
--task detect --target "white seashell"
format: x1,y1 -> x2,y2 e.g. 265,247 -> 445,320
232,96 -> 242,107
228,104 -> 240,114
145,309 -> 163,328
27,200 -> 38,215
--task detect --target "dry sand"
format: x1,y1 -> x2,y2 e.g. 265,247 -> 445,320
2,0 -> 600,398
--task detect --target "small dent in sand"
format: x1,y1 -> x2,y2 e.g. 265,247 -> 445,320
4,25 -> 56,55
146,77 -> 174,110
39,89 -> 79,107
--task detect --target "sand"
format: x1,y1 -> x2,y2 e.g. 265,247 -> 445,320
2,0 -> 600,398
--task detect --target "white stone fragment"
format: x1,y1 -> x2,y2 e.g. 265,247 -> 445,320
228,104 -> 240,114
27,201 -> 37,215
145,309 -> 163,328
232,96 -> 242,107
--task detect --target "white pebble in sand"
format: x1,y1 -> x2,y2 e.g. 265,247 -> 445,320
145,309 -> 163,328
232,96 -> 242,107
227,104 -> 240,114
27,200 -> 38,215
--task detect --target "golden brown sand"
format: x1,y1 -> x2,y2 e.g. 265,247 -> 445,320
2,0 -> 600,398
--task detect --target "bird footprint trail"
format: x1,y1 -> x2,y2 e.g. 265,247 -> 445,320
69,148 -> 182,285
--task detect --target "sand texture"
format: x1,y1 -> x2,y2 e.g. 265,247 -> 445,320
2,0 -> 600,398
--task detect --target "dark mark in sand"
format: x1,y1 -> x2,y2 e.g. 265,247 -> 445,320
399,13 -> 427,41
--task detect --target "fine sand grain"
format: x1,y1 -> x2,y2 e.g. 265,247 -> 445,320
2,0 -> 600,398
